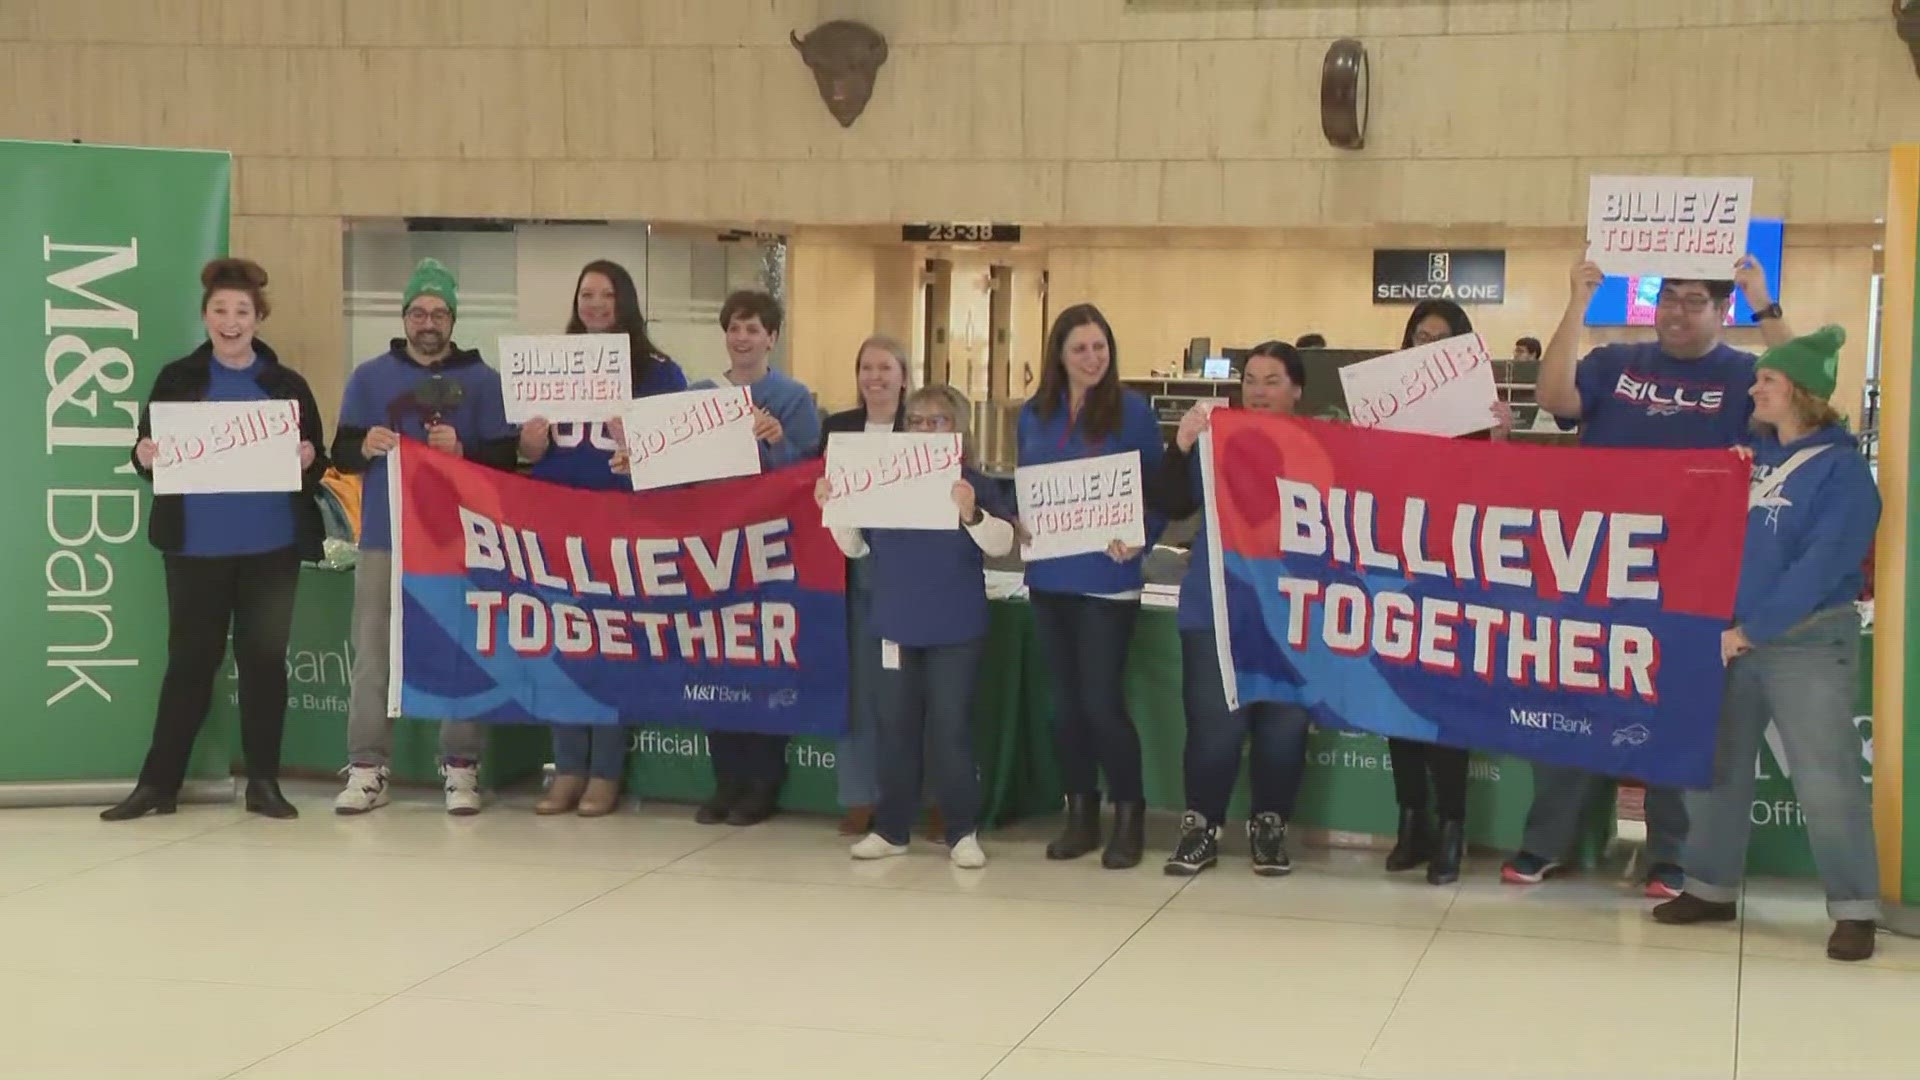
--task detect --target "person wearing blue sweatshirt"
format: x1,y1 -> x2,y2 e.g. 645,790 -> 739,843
330,258 -> 519,818
688,290 -> 823,827
1653,326 -> 1882,963
104,259 -> 329,823
822,385 -> 1016,869
1145,341 -> 1313,878
1516,254 -> 1798,897
1018,302 -> 1166,870
521,260 -> 688,818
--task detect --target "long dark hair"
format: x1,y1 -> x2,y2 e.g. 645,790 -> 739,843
1400,299 -> 1474,349
567,259 -> 668,391
1034,303 -> 1123,441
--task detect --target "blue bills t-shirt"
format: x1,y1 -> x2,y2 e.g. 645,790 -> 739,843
1562,342 -> 1756,449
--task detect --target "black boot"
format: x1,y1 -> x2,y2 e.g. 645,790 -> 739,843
1384,807 -> 1431,872
100,785 -> 177,822
245,779 -> 299,820
1102,802 -> 1147,870
695,777 -> 744,824
1426,819 -> 1465,885
1046,793 -> 1102,860
726,779 -> 781,827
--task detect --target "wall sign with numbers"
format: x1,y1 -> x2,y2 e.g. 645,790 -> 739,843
901,223 -> 1022,243
1372,249 -> 1506,304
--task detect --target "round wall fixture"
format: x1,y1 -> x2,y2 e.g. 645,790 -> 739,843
1320,38 -> 1370,150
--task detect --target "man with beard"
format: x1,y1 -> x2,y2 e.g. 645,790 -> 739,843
1512,254 -> 1796,897
330,259 -> 518,816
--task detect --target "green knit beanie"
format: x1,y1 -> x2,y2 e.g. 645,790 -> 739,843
402,258 -> 459,318
1756,325 -> 1844,401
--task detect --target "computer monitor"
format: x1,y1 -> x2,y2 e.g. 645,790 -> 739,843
1202,357 -> 1232,380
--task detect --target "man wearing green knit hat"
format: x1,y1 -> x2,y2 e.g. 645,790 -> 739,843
330,256 -> 518,817
1656,322 -> 1885,962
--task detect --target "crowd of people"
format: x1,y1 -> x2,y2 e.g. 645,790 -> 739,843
101,251 -> 1883,961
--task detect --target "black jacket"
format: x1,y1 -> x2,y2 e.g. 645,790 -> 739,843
817,402 -> 906,455
132,340 -> 331,561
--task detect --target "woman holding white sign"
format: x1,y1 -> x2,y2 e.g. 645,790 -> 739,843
1149,342 -> 1314,877
520,259 -> 687,817
1653,326 -> 1883,962
104,258 -> 329,822
1018,303 -> 1166,870
1379,299 -> 1514,884
817,385 -> 1015,868
816,335 -> 909,837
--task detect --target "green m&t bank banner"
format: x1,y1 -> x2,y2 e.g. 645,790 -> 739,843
0,140 -> 231,795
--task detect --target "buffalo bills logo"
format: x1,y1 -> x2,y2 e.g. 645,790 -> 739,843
1612,723 -> 1651,748
1611,372 -> 1726,418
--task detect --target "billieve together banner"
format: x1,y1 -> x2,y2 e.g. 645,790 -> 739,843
0,140 -> 231,787
1201,411 -> 1747,789
388,442 -> 848,736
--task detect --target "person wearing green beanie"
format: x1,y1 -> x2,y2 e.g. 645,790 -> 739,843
402,257 -> 459,319
1655,324 -> 1885,962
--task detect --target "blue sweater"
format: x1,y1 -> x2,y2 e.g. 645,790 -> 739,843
1735,425 -> 1879,644
862,469 -> 1013,647
532,356 -> 687,491
1017,389 -> 1166,596
336,343 -> 516,551
181,357 -> 299,557
690,367 -> 820,470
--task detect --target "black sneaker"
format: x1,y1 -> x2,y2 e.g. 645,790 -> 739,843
1248,812 -> 1292,876
1163,811 -> 1219,876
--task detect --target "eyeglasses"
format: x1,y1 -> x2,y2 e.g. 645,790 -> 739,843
1657,293 -> 1718,313
905,413 -> 954,431
405,308 -> 453,326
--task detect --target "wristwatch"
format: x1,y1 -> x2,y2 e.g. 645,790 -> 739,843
1754,303 -> 1783,322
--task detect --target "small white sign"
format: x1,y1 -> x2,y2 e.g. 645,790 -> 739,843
1339,333 -> 1498,438
822,432 -> 966,530
1016,451 -> 1146,562
149,400 -> 302,495
621,385 -> 761,491
1586,175 -> 1754,280
500,333 -> 632,423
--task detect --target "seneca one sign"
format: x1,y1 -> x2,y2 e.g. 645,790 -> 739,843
1373,249 -> 1506,305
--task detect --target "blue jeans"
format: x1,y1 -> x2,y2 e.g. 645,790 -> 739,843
1180,627 -> 1309,824
1521,763 -> 1689,867
1684,609 -> 1878,920
837,572 -> 882,807
551,724 -> 627,781
874,638 -> 986,845
1030,592 -> 1143,804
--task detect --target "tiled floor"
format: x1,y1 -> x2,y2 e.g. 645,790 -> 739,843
4,783 -> 1918,1079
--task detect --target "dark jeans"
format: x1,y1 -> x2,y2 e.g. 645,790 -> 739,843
1030,591 -> 1143,804
139,549 -> 300,791
710,732 -> 789,784
874,638 -> 986,845
1180,628 -> 1309,824
551,724 -> 627,781
1387,738 -> 1468,821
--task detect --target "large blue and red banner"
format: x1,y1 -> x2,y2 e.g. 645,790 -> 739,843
1201,411 -> 1747,788
388,442 -> 847,735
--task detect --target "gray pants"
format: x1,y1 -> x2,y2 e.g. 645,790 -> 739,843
1684,611 -> 1878,921
346,550 -> 486,768
1521,764 -> 1689,868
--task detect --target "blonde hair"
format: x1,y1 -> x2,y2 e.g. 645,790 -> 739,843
854,334 -> 911,419
907,383 -> 974,466
1753,384 -> 1846,438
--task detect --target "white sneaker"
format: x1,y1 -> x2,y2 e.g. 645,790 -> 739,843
850,833 -> 908,860
950,833 -> 987,869
333,765 -> 391,815
442,763 -> 483,816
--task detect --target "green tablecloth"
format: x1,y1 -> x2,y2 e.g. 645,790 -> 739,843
219,567 -> 1868,873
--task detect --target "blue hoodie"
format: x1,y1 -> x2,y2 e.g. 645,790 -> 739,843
1017,389 -> 1166,596
1735,425 -> 1879,644
690,366 -> 820,470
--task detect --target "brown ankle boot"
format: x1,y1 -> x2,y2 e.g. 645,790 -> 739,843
1827,920 -> 1876,961
1651,892 -> 1738,925
576,778 -> 621,817
536,774 -> 587,815
837,805 -> 874,836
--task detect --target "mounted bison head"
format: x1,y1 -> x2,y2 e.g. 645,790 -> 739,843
791,20 -> 888,128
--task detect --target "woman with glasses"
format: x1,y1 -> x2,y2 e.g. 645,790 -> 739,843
519,260 -> 686,817
817,385 -> 1016,868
